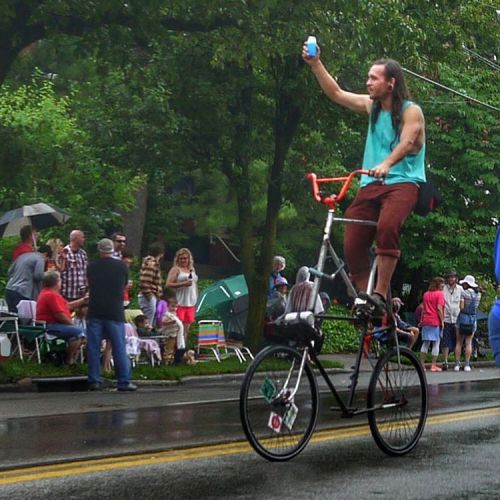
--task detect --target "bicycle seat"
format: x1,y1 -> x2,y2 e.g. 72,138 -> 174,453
272,312 -> 322,345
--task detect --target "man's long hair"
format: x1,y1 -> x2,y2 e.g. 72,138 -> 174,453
370,59 -> 409,143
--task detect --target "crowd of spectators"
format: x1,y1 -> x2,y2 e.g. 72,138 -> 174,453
3,225 -> 499,387
3,225 -> 201,391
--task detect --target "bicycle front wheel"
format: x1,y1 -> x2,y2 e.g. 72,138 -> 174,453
240,344 -> 319,461
367,346 -> 428,456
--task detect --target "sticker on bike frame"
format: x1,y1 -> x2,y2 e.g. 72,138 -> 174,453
283,403 -> 298,431
260,377 -> 277,403
268,412 -> 283,433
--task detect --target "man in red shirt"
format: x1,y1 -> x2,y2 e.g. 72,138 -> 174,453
12,225 -> 37,261
36,271 -> 86,365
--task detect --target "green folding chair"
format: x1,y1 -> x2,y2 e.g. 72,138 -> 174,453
18,324 -> 47,364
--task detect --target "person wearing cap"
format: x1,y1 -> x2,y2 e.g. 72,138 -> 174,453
265,276 -> 289,320
441,270 -> 463,370
454,274 -> 481,372
489,228 -> 500,367
86,238 -> 136,391
392,297 -> 419,349
268,256 -> 286,299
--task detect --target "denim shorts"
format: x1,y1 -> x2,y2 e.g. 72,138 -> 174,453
46,323 -> 85,342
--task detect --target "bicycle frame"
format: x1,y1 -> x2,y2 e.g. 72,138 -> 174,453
301,171 -> 401,415
306,171 -> 377,312
240,170 -> 428,460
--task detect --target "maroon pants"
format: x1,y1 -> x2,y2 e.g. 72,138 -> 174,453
343,182 -> 418,284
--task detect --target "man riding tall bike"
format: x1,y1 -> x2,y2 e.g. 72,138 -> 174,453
302,42 -> 426,315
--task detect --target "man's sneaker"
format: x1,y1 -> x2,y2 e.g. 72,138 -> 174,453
359,292 -> 387,317
430,365 -> 442,372
88,383 -> 102,391
453,363 -> 461,372
442,362 -> 448,371
464,364 -> 472,372
118,383 -> 138,392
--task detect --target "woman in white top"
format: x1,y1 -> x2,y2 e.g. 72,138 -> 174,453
166,248 -> 198,344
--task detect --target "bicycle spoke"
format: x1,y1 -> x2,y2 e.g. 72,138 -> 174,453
367,347 -> 428,455
240,345 -> 318,461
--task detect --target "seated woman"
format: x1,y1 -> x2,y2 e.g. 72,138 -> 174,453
36,271 -> 86,365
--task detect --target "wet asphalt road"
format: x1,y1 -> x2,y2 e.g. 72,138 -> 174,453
0,374 -> 499,470
0,399 -> 499,499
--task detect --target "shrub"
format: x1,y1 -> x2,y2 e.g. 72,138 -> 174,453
321,304 -> 360,353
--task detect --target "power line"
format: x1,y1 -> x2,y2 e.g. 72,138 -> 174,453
463,45 -> 500,72
402,67 -> 500,113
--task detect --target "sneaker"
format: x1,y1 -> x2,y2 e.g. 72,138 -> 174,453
88,383 -> 102,391
117,383 -> 138,392
360,292 -> 387,316
442,362 -> 448,371
430,365 -> 442,372
453,363 -> 461,372
464,364 -> 472,372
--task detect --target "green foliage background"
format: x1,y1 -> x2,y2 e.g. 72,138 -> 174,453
0,1 -> 498,315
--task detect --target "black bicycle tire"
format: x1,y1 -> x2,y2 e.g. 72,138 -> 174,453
239,344 -> 319,461
367,346 -> 428,456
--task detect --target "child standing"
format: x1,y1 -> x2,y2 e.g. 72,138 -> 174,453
158,297 -> 186,365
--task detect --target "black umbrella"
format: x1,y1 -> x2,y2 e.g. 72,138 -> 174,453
0,203 -> 70,238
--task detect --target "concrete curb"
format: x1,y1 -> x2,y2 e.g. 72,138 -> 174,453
0,360 -> 496,393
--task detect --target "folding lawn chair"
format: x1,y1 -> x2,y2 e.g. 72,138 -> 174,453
124,323 -> 161,367
197,320 -> 246,362
0,313 -> 20,360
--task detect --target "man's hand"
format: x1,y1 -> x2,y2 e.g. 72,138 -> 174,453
301,43 -> 321,66
369,162 -> 390,179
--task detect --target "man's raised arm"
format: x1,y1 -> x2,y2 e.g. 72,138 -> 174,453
302,44 -> 371,114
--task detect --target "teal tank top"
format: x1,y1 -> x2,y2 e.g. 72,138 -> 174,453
360,100 -> 426,187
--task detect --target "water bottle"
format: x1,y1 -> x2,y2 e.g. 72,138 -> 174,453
306,36 -> 317,58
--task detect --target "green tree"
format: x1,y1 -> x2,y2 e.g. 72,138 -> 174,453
0,75 -> 141,245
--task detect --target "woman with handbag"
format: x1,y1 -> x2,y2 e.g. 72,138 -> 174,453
454,275 -> 481,372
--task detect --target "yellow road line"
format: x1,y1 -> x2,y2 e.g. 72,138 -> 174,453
0,406 -> 498,486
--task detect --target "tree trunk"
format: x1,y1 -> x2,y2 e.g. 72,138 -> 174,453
244,57 -> 302,351
121,179 -> 148,258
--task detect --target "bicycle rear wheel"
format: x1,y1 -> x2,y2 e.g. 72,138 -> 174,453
240,344 -> 318,461
367,346 -> 428,455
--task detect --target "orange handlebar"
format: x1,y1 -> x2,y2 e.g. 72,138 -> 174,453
306,170 -> 370,209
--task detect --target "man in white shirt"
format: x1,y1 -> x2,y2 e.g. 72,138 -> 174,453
441,270 -> 463,370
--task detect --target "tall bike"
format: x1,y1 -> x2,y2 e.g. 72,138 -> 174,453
240,170 -> 428,461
